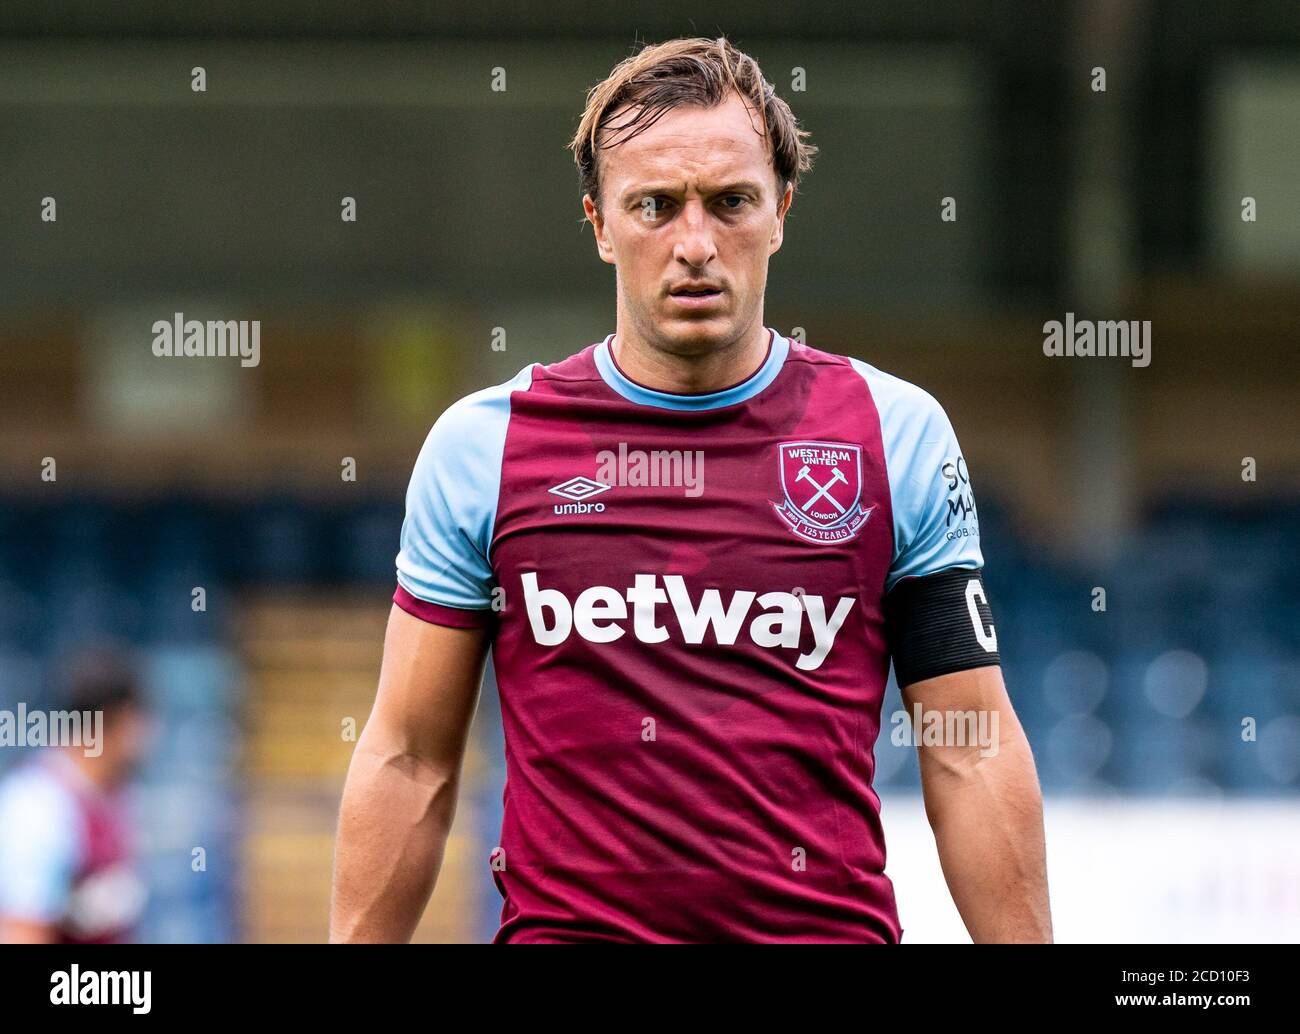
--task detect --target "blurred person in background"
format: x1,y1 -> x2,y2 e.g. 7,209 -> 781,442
0,647 -> 152,944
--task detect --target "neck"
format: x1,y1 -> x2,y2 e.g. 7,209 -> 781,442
610,320 -> 771,395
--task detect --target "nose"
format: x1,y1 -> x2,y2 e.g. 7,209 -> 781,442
672,198 -> 717,269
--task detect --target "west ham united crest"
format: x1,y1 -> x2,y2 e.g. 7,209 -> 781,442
772,440 -> 874,543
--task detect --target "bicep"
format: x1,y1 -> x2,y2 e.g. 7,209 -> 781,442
900,663 -> 1010,716
901,665 -> 1031,796
901,666 -> 1015,808
364,604 -> 492,770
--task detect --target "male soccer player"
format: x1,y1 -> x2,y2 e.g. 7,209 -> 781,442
331,36 -> 1051,943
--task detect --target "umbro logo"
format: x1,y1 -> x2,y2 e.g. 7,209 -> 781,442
549,476 -> 611,515
549,476 -> 611,502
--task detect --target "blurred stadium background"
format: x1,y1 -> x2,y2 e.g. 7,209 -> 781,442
0,2 -> 1297,942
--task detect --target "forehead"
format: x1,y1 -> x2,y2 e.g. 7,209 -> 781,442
600,90 -> 773,189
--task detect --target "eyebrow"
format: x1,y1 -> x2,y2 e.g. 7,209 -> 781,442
620,180 -> 767,206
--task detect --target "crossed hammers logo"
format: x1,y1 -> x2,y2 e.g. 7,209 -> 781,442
794,463 -> 848,514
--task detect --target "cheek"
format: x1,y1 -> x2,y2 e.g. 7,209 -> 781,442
727,223 -> 775,263
621,235 -> 666,281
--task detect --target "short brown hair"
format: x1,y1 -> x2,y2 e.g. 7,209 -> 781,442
568,36 -> 817,215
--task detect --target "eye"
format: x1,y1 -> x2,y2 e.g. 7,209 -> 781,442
719,195 -> 749,210
639,195 -> 672,217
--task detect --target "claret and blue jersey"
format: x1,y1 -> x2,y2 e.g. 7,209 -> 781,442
394,327 -> 983,942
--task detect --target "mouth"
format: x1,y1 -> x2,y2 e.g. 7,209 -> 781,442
668,285 -> 724,307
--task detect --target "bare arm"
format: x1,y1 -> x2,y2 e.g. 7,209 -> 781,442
902,664 -> 1052,943
329,604 -> 491,943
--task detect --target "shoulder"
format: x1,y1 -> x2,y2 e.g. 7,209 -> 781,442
777,342 -> 955,450
424,361 -> 538,441
0,763 -> 82,919
783,341 -> 949,421
408,362 -> 538,483
842,356 -> 951,434
404,364 -> 538,530
0,764 -> 79,845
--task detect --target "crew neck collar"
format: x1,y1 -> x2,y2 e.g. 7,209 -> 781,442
594,327 -> 789,410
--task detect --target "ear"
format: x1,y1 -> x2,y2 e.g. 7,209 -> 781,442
769,182 -> 794,256
583,194 -> 616,266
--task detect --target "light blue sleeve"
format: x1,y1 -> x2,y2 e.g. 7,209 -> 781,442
850,358 -> 983,592
0,768 -> 80,923
395,363 -> 536,609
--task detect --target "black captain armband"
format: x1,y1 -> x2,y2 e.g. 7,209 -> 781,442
884,567 -> 1001,688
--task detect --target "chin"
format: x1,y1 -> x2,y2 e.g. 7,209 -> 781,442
657,316 -> 732,351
